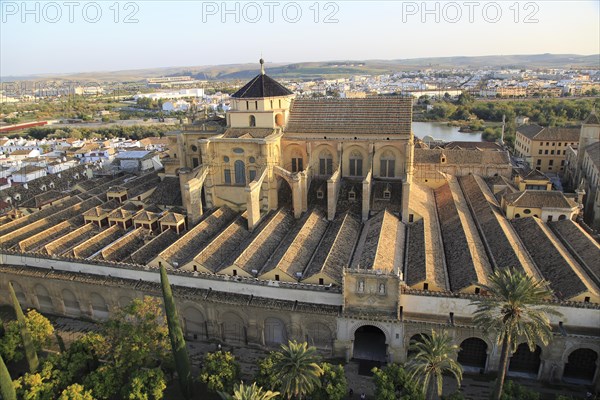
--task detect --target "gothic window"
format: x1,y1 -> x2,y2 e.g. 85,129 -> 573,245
349,151 -> 363,176
319,150 -> 333,176
249,115 -> 256,127
234,160 -> 246,185
380,151 -> 396,178
291,150 -> 303,173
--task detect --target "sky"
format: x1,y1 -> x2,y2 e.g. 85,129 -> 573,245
1,0 -> 599,77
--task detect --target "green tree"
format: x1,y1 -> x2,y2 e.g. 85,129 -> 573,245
57,383 -> 94,400
82,364 -> 122,400
199,351 -> 241,393
273,341 -> 323,400
22,310 -> 54,352
311,363 -> 347,400
103,296 -> 171,372
8,282 -> 38,372
500,380 -> 539,400
0,322 -> 23,362
159,264 -> 192,398
372,363 -> 423,400
0,310 -> 54,363
0,353 -> 16,400
13,360 -> 57,400
219,382 -> 280,400
124,367 -> 167,400
471,268 -> 560,400
52,333 -> 106,390
255,351 -> 284,391
456,92 -> 473,106
407,330 -> 463,400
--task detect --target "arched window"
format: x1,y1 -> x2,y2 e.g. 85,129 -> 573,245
558,214 -> 566,220
291,149 -> 303,173
349,150 -> 363,176
275,113 -> 284,127
523,209 -> 531,214
234,160 -> 246,185
249,115 -> 256,127
319,150 -> 333,176
380,150 -> 396,178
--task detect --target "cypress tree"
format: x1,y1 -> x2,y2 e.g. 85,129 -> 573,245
8,283 -> 39,372
159,265 -> 192,398
0,354 -> 16,400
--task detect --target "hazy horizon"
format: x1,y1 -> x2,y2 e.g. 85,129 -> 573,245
1,1 -> 599,77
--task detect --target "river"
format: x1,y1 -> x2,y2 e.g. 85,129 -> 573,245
412,121 -> 483,143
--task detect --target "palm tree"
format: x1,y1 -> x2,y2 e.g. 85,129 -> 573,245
219,382 -> 280,400
407,330 -> 463,400
273,340 -> 324,399
470,268 -> 560,400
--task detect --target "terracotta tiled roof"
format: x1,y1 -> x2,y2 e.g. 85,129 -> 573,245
434,183 -> 479,291
159,212 -> 185,224
549,219 -> 600,287
516,125 -> 580,141
414,148 -> 510,165
286,97 -> 412,136
512,217 -> 589,300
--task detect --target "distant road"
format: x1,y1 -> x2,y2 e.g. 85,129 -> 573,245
48,118 -> 179,129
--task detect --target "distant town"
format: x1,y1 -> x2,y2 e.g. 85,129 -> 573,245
1,57 -> 600,400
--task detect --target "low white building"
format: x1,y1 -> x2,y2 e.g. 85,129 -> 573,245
9,149 -> 41,160
12,166 -> 47,183
162,100 -> 190,112
113,151 -> 162,172
47,159 -> 79,174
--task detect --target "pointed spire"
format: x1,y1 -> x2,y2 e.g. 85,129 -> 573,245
259,58 -> 265,75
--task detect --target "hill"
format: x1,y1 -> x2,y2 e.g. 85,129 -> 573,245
3,54 -> 598,82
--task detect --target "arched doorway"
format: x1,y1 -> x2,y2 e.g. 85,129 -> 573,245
563,348 -> 598,383
10,282 -> 27,306
183,307 -> 207,340
407,333 -> 430,359
222,312 -> 246,344
457,338 -> 488,372
278,178 -> 293,208
353,325 -> 386,362
306,322 -> 332,349
264,317 -> 287,347
34,284 -> 53,313
508,344 -> 541,377
90,293 -> 109,320
62,289 -> 80,317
